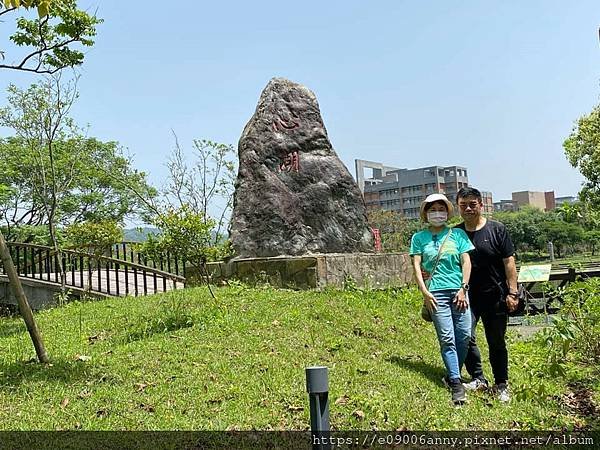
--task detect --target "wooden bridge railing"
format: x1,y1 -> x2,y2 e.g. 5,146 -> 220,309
105,241 -> 186,277
1,242 -> 186,297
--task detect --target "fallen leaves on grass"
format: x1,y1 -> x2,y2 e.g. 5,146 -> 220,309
352,410 -> 365,420
78,390 -> 92,399
134,382 -> 150,392
88,332 -> 107,344
139,403 -> 155,413
335,395 -> 350,405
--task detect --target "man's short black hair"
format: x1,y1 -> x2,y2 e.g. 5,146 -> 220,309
456,186 -> 482,203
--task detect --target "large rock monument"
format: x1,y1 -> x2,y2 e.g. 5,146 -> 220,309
230,78 -> 373,258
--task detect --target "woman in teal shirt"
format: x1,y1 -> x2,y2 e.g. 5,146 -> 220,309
410,193 -> 474,404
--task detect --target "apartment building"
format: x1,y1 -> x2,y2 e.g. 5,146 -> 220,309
493,190 -> 570,212
355,159 -> 473,219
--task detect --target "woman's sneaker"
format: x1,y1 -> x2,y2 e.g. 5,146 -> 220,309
463,377 -> 489,391
449,378 -> 467,404
442,377 -> 467,404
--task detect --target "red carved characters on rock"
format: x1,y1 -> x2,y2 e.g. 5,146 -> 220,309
279,151 -> 300,173
272,117 -> 300,132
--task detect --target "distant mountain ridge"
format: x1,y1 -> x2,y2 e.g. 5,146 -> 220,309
123,228 -> 227,243
123,227 -> 159,242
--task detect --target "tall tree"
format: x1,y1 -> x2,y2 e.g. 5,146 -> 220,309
0,78 -> 155,240
0,75 -> 78,288
0,0 -> 100,74
564,103 -> 600,206
541,221 -> 584,258
0,135 -> 154,239
0,0 -> 99,363
112,136 -> 237,298
165,135 -> 236,245
494,207 -> 550,254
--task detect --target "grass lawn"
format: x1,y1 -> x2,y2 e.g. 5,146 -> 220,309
0,285 -> 596,431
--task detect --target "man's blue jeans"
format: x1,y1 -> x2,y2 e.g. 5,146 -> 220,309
430,289 -> 472,380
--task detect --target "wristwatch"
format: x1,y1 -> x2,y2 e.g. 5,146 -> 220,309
461,283 -> 470,291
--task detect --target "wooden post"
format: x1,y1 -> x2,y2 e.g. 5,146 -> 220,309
0,232 -> 49,363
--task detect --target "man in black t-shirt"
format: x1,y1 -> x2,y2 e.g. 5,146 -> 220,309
454,187 -> 519,403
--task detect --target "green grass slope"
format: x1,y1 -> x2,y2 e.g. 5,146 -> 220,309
0,285 -> 591,430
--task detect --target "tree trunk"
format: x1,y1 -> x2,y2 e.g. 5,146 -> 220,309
0,231 -> 49,363
48,220 -> 66,291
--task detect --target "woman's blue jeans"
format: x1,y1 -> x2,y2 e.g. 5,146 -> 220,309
430,289 -> 472,381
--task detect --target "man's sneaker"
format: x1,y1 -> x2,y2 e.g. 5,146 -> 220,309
495,382 -> 510,403
450,379 -> 467,404
463,377 -> 489,391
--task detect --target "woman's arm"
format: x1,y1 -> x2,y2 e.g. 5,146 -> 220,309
412,254 -> 437,311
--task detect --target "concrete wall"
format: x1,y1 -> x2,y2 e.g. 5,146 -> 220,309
0,276 -> 107,310
199,253 -> 413,290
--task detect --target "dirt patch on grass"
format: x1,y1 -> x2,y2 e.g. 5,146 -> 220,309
560,382 -> 599,428
512,324 -> 547,340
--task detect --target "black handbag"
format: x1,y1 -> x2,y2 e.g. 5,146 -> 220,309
497,282 -> 527,316
508,284 -> 527,316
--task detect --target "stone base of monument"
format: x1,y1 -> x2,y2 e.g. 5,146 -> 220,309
190,253 -> 413,290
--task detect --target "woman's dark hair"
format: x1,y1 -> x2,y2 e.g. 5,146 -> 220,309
456,187 -> 482,203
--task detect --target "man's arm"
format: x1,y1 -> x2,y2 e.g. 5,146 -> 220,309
453,252 -> 471,311
503,255 -> 519,312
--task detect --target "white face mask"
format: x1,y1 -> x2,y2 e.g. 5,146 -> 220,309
427,211 -> 448,225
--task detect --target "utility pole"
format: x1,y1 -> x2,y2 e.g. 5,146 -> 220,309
0,232 -> 49,363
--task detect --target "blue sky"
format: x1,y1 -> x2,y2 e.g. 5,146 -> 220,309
1,0 -> 599,215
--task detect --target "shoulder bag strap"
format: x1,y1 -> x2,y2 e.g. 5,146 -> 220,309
425,228 -> 453,289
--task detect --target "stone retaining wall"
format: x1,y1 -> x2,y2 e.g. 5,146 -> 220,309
200,253 -> 413,289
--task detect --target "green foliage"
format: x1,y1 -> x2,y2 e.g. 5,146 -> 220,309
564,103 -> 600,206
515,278 -> 600,402
141,205 -> 231,269
65,221 -> 123,255
132,137 -> 236,266
541,220 -> 584,258
583,230 -> 600,255
367,210 -> 420,252
0,80 -> 155,231
342,274 -> 359,291
555,278 -> 600,363
163,136 -> 236,245
124,291 -> 195,342
493,207 -> 588,257
2,0 -> 52,18
0,224 -> 55,245
494,207 -> 549,253
556,201 -> 600,230
1,0 -> 101,74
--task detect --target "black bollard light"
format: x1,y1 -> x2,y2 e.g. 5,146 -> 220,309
306,366 -> 330,449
